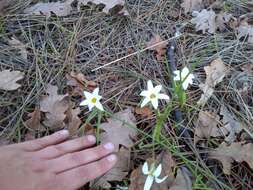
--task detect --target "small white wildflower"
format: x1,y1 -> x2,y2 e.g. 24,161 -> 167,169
80,88 -> 104,111
140,80 -> 170,110
142,161 -> 168,190
173,66 -> 195,90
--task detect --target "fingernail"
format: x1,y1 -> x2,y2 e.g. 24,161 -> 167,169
87,135 -> 96,143
104,143 -> 115,151
59,130 -> 69,137
107,154 -> 117,162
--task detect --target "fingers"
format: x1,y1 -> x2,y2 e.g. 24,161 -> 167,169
48,142 -> 115,173
20,130 -> 70,151
35,135 -> 97,159
56,154 -> 117,190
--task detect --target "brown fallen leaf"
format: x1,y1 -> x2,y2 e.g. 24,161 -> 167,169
0,0 -> 15,15
209,142 -> 253,175
135,107 -> 153,119
146,34 -> 168,61
216,12 -> 233,31
220,106 -> 243,143
194,111 -> 228,144
78,0 -> 129,15
65,107 -> 82,136
91,147 -> 130,189
24,0 -> 74,17
169,168 -> 192,190
0,70 -> 24,91
24,108 -> 45,131
129,152 -> 176,190
40,84 -> 69,129
198,59 -> 227,105
66,71 -> 97,96
241,64 -> 253,72
181,0 -> 203,13
100,108 -> 137,150
8,37 -> 28,61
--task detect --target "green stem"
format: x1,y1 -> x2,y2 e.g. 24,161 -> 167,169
96,110 -> 102,144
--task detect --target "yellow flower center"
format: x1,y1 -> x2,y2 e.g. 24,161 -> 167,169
91,97 -> 97,103
150,93 -> 156,99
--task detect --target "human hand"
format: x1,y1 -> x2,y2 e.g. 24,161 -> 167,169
0,130 -> 117,190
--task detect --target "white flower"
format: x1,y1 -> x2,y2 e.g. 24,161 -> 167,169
80,88 -> 104,111
142,162 -> 168,190
173,67 -> 195,90
140,80 -> 170,109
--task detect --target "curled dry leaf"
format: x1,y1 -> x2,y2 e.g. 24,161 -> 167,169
24,0 -> 74,17
194,111 -> 228,144
24,108 -> 45,131
181,0 -> 203,13
209,142 -> 253,175
146,34 -> 168,61
65,107 -> 82,136
237,19 -> 253,43
40,84 -> 69,129
78,0 -> 129,15
0,70 -> 24,91
8,37 -> 28,61
220,106 -> 243,143
135,107 -> 153,119
198,59 -> 227,105
129,152 -> 176,190
66,71 -> 97,96
91,147 -> 130,189
169,168 -> 192,190
100,108 -> 137,150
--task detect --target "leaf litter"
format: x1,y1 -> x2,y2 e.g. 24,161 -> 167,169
0,70 -> 24,91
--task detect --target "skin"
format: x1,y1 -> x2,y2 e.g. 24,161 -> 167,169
0,130 -> 117,190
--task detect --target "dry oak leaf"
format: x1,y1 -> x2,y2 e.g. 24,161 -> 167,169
135,107 -> 153,119
194,111 -> 228,144
100,108 -> 137,150
209,142 -> 253,175
198,59 -> 227,105
220,106 -> 243,143
66,71 -> 97,96
129,152 -> 176,190
181,0 -> 203,13
191,9 -> 216,34
146,34 -> 168,61
77,0 -> 129,15
238,20 -> 253,43
65,107 -> 82,136
91,147 -> 130,189
0,70 -> 24,91
8,37 -> 28,61
25,108 -> 45,131
24,0 -> 74,17
40,84 -> 69,129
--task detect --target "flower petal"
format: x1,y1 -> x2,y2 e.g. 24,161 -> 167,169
141,98 -> 150,108
173,70 -> 180,81
93,88 -> 99,96
155,175 -> 168,184
140,90 -> 149,97
154,85 -> 162,94
181,67 -> 190,78
147,80 -> 154,90
144,175 -> 154,190
84,91 -> 93,100
95,101 -> 104,111
151,99 -> 159,110
182,80 -> 189,90
157,93 -> 170,100
153,164 -> 162,177
80,99 -> 89,106
142,162 -> 149,175
87,103 -> 94,111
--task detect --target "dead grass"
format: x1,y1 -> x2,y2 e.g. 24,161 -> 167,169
0,0 -> 253,189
